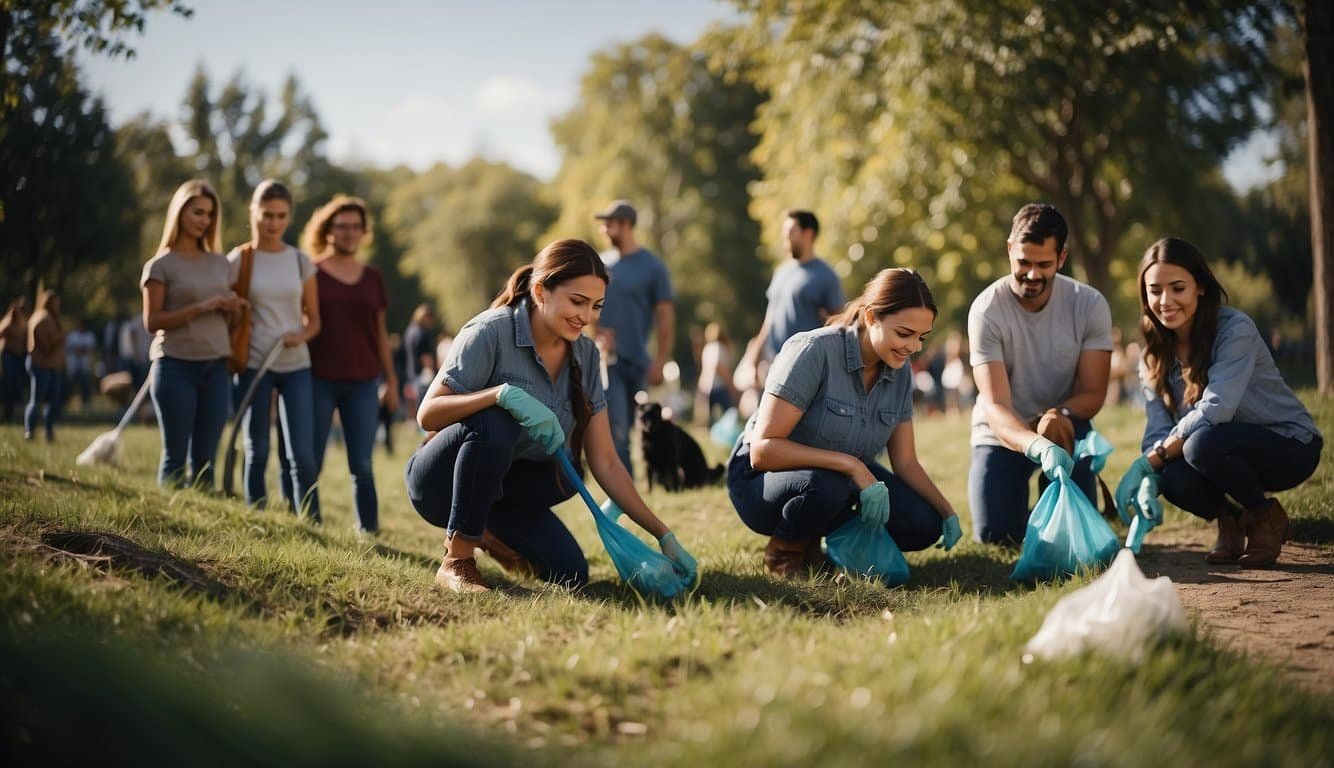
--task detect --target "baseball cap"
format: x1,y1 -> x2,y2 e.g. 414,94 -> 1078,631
593,200 -> 637,226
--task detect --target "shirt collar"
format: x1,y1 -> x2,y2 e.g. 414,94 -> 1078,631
512,300 -> 535,349
841,325 -> 896,385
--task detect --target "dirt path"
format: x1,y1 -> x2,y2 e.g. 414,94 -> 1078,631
1136,528 -> 1334,693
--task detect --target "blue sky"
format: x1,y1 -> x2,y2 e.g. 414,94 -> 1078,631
82,0 -> 1276,187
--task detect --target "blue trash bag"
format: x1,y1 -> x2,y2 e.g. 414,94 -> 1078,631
1125,509 -> 1159,554
709,407 -> 744,448
555,451 -> 692,599
825,518 -> 911,587
1010,464 -> 1121,581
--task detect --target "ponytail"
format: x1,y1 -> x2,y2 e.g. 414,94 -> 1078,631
491,265 -> 536,309
826,299 -> 867,327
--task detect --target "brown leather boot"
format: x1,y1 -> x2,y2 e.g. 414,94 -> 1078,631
1205,512 -> 1246,564
478,529 -> 537,578
805,539 -> 828,571
1238,499 -> 1289,567
435,556 -> 491,592
764,536 -> 813,578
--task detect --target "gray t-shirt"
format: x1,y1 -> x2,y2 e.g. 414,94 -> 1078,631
597,248 -> 673,371
765,257 -> 846,357
227,245 -> 316,373
967,274 -> 1113,447
440,300 -> 608,463
140,250 -> 233,361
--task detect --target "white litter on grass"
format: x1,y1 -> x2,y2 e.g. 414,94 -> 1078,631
1024,548 -> 1188,663
76,430 -> 122,466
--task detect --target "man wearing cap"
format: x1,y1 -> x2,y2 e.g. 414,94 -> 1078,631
593,200 -> 676,473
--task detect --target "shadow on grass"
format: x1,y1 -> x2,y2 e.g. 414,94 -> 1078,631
1290,515 -> 1334,546
908,550 -> 1024,596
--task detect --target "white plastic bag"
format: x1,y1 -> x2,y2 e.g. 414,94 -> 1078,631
1024,549 -> 1187,663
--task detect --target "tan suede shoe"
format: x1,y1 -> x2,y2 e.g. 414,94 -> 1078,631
1205,513 -> 1246,564
1238,499 -> 1289,568
435,556 -> 491,592
764,536 -> 813,579
479,529 -> 537,578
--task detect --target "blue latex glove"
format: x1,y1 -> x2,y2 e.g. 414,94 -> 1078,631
658,532 -> 698,583
600,498 -> 623,522
937,514 -> 963,551
858,481 -> 890,527
1115,455 -> 1157,524
496,383 -> 565,454
1025,436 -> 1074,481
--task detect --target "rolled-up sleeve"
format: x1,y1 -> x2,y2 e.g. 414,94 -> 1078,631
439,322 -> 497,394
764,337 -> 824,411
968,299 -> 1003,367
1170,315 -> 1259,441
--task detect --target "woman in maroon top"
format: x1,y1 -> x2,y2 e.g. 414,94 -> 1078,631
303,196 -> 398,533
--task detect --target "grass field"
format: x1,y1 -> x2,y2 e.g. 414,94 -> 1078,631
2,398 -> 1332,765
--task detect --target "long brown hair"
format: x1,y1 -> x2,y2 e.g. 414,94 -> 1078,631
827,267 -> 937,328
493,239 -> 609,473
1138,237 -> 1228,414
302,195 -> 373,256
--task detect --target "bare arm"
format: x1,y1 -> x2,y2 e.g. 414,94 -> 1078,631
973,361 -> 1041,454
416,379 -> 504,432
648,300 -> 675,386
748,392 -> 876,489
885,421 -> 956,519
584,409 -> 671,539
1059,349 -> 1112,420
142,281 -> 230,333
375,308 -> 399,412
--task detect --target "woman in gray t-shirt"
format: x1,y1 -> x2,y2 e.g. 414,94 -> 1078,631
227,180 -> 322,521
728,268 -> 961,578
141,179 -> 244,487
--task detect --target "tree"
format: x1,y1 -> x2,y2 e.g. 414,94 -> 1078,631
383,159 -> 557,333
1303,0 -> 1334,392
543,29 -> 768,349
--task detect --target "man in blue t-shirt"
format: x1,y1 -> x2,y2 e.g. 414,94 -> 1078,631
739,209 -> 845,386
593,200 -> 675,473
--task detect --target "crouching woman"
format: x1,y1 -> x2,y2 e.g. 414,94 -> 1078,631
728,268 -> 962,578
405,239 -> 696,592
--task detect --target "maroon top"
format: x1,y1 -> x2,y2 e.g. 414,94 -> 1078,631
309,264 -> 388,381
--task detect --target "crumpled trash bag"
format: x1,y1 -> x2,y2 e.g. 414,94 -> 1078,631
709,407 -> 744,448
556,452 -> 691,599
1024,548 -> 1187,662
1125,507 -> 1160,554
825,518 -> 910,587
1011,431 -> 1121,581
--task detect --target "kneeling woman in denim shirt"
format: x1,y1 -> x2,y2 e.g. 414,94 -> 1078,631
729,268 -> 962,578
405,239 -> 696,592
1116,238 -> 1322,567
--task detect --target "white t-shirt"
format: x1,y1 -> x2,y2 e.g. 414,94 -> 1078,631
227,244 -> 316,373
967,274 -> 1113,447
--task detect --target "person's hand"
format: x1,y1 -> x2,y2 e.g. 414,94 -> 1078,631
1136,474 -> 1163,522
594,328 -> 616,357
282,332 -> 305,348
647,360 -> 665,387
937,514 -> 963,551
857,481 -> 890,527
380,377 -> 399,413
496,383 -> 565,454
1115,455 -> 1157,524
1025,436 -> 1074,481
658,532 -> 698,582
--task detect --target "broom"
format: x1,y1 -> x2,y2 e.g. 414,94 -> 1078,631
76,376 -> 153,467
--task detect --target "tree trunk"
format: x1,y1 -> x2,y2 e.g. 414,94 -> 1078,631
1307,0 -> 1334,394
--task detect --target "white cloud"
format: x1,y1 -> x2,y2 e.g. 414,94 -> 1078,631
476,75 -> 568,117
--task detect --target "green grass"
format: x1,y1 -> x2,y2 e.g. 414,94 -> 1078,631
2,398 -> 1332,765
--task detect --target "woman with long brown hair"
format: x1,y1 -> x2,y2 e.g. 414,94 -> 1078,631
728,268 -> 961,578
1116,238 -> 1321,566
404,239 -> 696,592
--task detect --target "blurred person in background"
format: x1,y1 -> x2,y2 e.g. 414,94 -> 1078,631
0,296 -> 29,423
694,322 -> 738,426
64,316 -> 97,411
25,290 -> 67,441
403,303 -> 438,420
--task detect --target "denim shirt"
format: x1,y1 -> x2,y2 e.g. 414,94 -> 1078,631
440,300 -> 607,462
1140,306 -> 1320,451
746,324 -> 914,463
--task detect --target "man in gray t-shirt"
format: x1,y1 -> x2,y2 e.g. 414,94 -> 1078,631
967,204 -> 1113,544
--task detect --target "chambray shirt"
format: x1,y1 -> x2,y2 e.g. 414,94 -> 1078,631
745,324 -> 915,463
439,300 -> 607,462
1140,307 -> 1321,450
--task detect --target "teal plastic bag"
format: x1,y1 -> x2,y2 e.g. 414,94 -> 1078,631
1072,430 -> 1113,473
825,518 -> 910,587
1010,464 -> 1121,581
555,452 -> 691,599
709,407 -> 744,447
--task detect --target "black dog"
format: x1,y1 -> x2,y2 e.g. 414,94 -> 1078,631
638,401 -> 724,492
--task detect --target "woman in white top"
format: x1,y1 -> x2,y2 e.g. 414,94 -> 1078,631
228,180 -> 322,521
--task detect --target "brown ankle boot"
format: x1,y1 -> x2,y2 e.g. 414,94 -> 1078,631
805,539 -> 828,571
436,556 -> 491,592
1205,513 -> 1246,564
764,536 -> 813,578
1238,499 -> 1289,567
479,529 -> 536,577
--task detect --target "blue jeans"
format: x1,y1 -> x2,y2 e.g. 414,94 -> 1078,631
3,350 -> 27,422
968,418 -> 1097,545
1158,423 -> 1322,517
605,361 -> 645,474
727,441 -> 944,551
233,367 -> 320,520
404,406 -> 587,586
24,359 -> 62,439
313,376 -> 381,532
150,357 -> 230,488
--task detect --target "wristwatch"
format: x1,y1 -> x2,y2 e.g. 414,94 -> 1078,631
1058,406 -> 1072,419
1151,440 -> 1168,464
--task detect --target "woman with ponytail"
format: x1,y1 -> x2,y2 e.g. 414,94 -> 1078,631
405,239 -> 697,592
728,268 -> 961,578
1115,238 -> 1321,566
